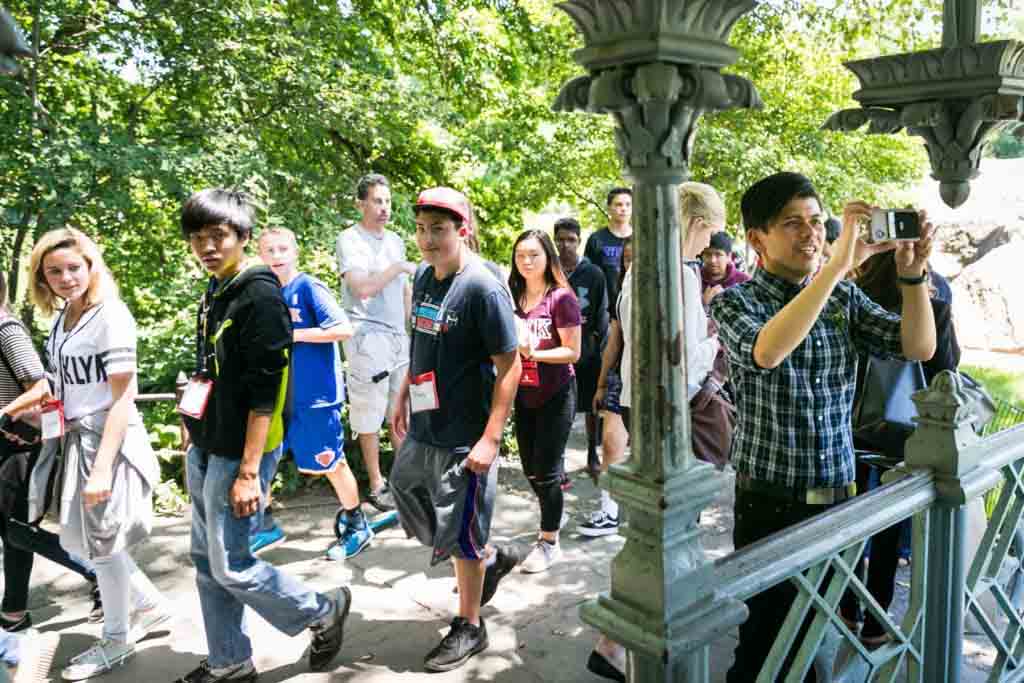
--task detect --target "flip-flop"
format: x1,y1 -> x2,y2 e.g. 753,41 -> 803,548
587,650 -> 625,682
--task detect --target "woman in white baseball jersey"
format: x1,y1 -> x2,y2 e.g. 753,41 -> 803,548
29,228 -> 167,681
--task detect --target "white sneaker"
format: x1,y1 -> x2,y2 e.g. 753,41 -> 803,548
129,604 -> 172,643
520,540 -> 561,574
13,629 -> 58,683
61,639 -> 135,681
577,509 -> 619,537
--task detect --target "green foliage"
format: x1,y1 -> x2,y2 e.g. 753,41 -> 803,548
2,0 -> 962,503
962,365 -> 1024,406
691,2 -> 927,229
987,126 -> 1024,160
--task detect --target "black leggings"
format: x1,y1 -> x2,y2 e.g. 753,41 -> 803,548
0,447 -> 96,613
515,381 -> 576,533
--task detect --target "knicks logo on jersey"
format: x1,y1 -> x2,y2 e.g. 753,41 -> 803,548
525,318 -> 552,342
289,294 -> 303,323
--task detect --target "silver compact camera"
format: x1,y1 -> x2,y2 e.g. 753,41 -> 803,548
867,208 -> 921,243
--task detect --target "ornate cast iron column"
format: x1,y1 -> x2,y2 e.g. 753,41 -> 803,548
553,2 -> 760,680
824,0 -> 1024,208
904,372 -> 1001,683
0,8 -> 32,75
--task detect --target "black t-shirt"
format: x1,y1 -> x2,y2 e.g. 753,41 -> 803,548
567,257 -> 609,364
409,258 -> 518,448
584,228 -> 628,318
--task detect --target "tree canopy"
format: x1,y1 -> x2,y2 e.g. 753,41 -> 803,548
6,0 -> 1009,390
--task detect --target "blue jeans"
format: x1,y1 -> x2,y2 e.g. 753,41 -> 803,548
187,445 -> 329,668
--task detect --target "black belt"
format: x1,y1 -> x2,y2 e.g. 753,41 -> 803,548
736,475 -> 856,505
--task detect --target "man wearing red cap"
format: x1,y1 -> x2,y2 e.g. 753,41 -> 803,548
390,187 -> 522,672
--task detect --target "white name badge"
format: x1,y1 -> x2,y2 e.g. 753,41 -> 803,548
409,371 -> 440,413
40,400 -> 65,440
178,377 -> 214,419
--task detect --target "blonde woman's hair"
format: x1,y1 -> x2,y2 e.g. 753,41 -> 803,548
29,228 -> 118,316
258,226 -> 298,250
679,182 -> 726,226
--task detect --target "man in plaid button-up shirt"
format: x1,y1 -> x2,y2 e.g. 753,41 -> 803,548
712,172 -> 937,681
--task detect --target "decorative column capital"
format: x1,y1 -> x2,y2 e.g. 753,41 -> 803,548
558,0 -> 756,70
555,63 -> 761,178
554,0 -> 762,180
823,40 -> 1024,208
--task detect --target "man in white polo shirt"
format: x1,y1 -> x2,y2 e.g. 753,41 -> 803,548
336,173 -> 417,510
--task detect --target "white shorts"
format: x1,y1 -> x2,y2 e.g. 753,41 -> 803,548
343,330 -> 408,435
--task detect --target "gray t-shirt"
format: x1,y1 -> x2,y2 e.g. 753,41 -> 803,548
335,224 -> 408,335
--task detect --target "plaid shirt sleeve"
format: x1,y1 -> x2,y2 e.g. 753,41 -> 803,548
847,282 -> 903,360
709,284 -> 772,375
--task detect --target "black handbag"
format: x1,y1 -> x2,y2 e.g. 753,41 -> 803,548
853,356 -> 927,453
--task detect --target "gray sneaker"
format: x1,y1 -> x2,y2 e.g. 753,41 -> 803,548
520,540 -> 561,574
61,639 -> 135,681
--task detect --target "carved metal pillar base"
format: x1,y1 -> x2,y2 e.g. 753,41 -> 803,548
905,372 -> 1002,682
554,2 -> 760,680
824,1 -> 1024,208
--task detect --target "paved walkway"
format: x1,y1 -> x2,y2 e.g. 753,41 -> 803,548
7,417 -> 1001,681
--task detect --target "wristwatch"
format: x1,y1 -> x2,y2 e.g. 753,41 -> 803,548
897,272 -> 927,286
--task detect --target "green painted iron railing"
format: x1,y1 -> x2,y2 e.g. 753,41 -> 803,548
964,426 -> 1024,681
715,471 -> 935,682
705,421 -> 1024,682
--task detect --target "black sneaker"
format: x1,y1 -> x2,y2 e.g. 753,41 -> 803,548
173,659 -> 258,682
308,586 -> 351,672
481,545 -> 518,607
365,480 -> 395,512
0,611 -> 31,632
88,583 -> 104,623
423,617 -> 488,672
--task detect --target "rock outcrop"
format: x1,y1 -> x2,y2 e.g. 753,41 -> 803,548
950,240 -> 1024,353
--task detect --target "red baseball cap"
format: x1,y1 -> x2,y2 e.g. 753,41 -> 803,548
414,187 -> 472,226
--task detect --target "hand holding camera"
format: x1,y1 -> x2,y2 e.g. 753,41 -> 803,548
831,202 -> 933,279
866,208 -> 922,243
892,208 -> 935,279
830,201 -> 893,277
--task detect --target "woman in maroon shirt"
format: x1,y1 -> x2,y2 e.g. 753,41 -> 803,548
508,230 -> 582,574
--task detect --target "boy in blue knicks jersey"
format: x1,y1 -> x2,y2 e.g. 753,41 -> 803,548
258,227 -> 377,560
